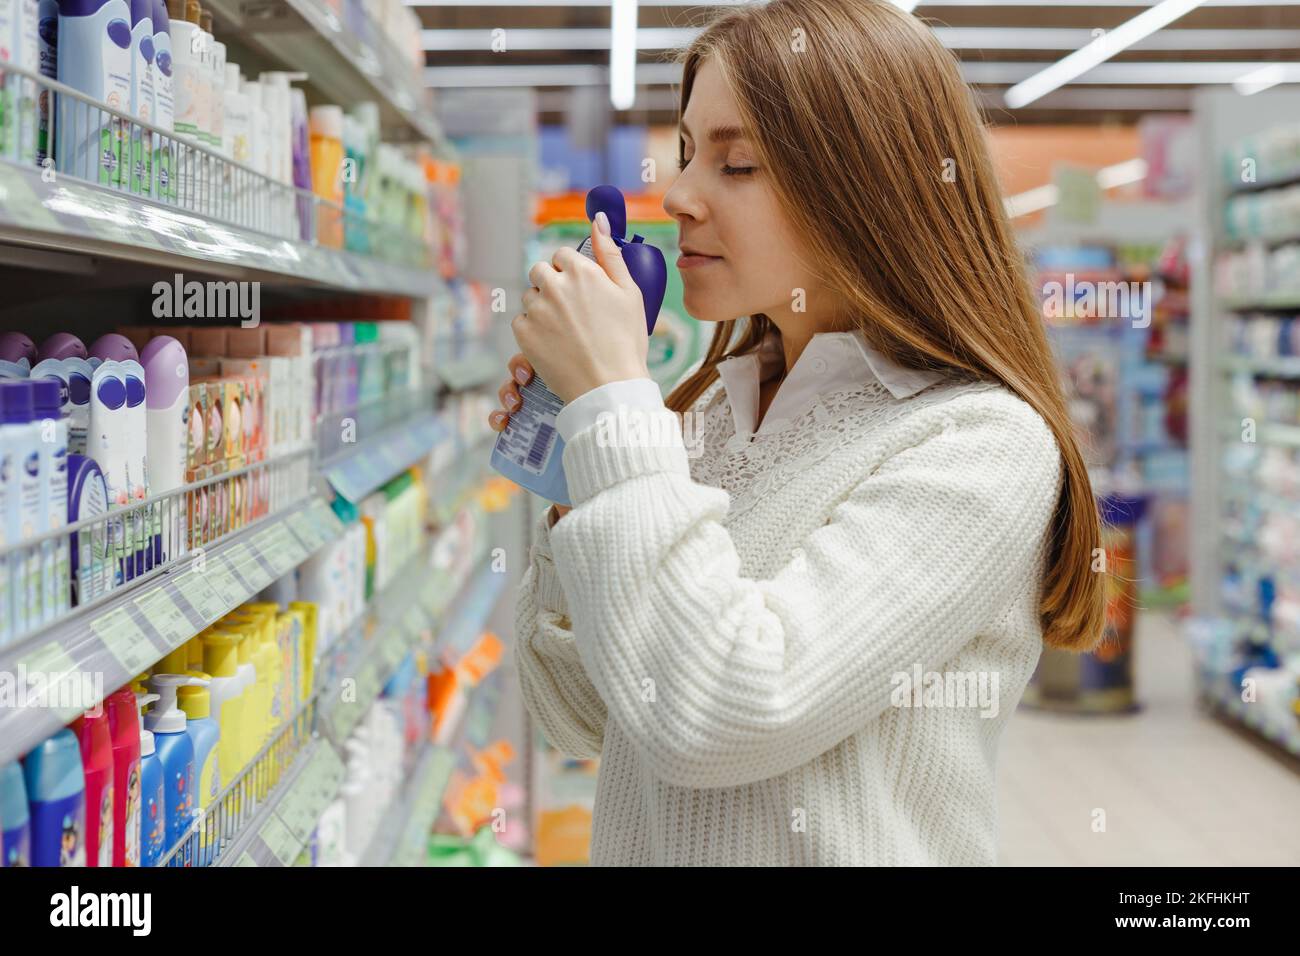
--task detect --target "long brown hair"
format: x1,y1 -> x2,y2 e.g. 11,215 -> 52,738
664,0 -> 1104,652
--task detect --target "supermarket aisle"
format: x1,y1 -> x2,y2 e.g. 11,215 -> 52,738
999,612 -> 1300,866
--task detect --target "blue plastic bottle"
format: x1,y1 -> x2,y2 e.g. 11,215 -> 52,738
177,677 -> 218,866
490,185 -> 668,506
136,692 -> 165,866
143,675 -> 196,855
1,760 -> 31,866
23,728 -> 86,866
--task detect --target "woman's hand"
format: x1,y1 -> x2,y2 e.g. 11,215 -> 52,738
511,212 -> 651,404
487,353 -> 571,521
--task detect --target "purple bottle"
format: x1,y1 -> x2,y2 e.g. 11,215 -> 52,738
489,185 -> 667,506
88,333 -> 140,363
37,333 -> 88,362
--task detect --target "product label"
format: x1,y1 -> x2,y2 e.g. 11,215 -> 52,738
496,374 -> 564,477
123,758 -> 140,866
141,774 -> 163,866
164,755 -> 194,850
29,789 -> 84,867
95,786 -> 112,867
3,823 -> 31,867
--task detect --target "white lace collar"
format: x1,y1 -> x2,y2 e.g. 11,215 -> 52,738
715,327 -> 949,438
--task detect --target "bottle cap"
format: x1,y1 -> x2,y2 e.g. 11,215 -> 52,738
30,378 -> 61,418
136,693 -> 160,756
201,630 -> 240,677
178,680 -> 212,720
0,381 -> 34,424
145,674 -> 208,734
309,105 -> 344,141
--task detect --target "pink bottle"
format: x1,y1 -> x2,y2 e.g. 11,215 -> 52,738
105,688 -> 142,867
70,710 -> 115,867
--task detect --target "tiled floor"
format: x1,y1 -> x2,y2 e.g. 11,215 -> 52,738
998,611 -> 1300,866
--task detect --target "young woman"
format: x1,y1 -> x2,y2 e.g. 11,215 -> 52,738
490,0 -> 1105,866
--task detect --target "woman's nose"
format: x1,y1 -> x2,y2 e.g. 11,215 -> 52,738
663,168 -> 705,222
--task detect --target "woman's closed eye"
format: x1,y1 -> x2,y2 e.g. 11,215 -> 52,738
676,156 -> 757,176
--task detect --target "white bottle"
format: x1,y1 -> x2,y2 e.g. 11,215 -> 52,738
11,0 -> 38,164
167,0 -> 202,204
35,0 -> 57,167
0,382 -> 39,638
121,359 -> 148,575
88,361 -> 129,585
128,0 -> 154,194
31,378 -> 68,624
222,63 -> 247,162
151,0 -> 173,200
140,337 -> 186,564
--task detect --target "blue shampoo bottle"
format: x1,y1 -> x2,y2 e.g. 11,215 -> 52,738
1,760 -> 31,866
489,185 -> 667,506
23,728 -> 86,866
143,675 -> 197,856
136,692 -> 165,866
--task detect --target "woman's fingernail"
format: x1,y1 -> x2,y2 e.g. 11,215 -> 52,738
595,211 -> 610,236
514,366 -> 529,383
506,394 -> 520,411
489,411 -> 505,428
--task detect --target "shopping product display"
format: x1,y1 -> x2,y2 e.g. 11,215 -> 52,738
490,184 -> 668,505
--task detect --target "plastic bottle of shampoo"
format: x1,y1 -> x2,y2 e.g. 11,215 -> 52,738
176,677 -> 217,811
23,727 -> 85,866
105,686 -> 141,866
489,185 -> 667,506
143,674 -> 198,853
136,692 -> 164,866
69,707 -> 113,867
1,760 -> 30,866
200,630 -> 243,787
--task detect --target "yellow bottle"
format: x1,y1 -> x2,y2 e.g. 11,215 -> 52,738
289,602 -> 318,703
152,645 -> 189,677
178,676 -> 220,811
200,631 -> 244,794
230,626 -> 258,770
243,604 -> 288,720
225,621 -> 271,763
228,611 -> 280,736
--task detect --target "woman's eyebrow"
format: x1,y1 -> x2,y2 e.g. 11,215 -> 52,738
680,122 -> 749,144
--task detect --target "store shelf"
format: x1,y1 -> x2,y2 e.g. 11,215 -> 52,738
0,160 -> 438,297
0,495 -> 345,766
237,549 -> 503,867
223,738 -> 348,867
1220,417 -> 1300,448
434,351 -> 501,392
1202,677 -> 1300,758
1222,354 -> 1300,378
1226,169 -> 1300,196
1219,295 -> 1300,312
204,0 -> 442,147
321,409 -> 446,504
359,742 -> 456,867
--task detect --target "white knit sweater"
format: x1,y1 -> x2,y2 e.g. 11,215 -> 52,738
513,334 -> 1063,866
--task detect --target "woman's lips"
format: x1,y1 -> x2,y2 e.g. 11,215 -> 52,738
677,254 -> 722,269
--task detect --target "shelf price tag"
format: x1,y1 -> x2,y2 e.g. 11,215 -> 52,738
257,813 -> 301,867
17,643 -> 85,720
229,543 -> 271,589
134,587 -> 194,646
277,746 -> 345,844
91,607 -> 161,677
173,565 -> 227,621
286,508 -> 323,550
0,174 -> 61,230
202,555 -> 247,608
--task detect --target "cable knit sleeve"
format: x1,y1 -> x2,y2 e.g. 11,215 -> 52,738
548,390 -> 1063,789
512,505 -> 607,759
